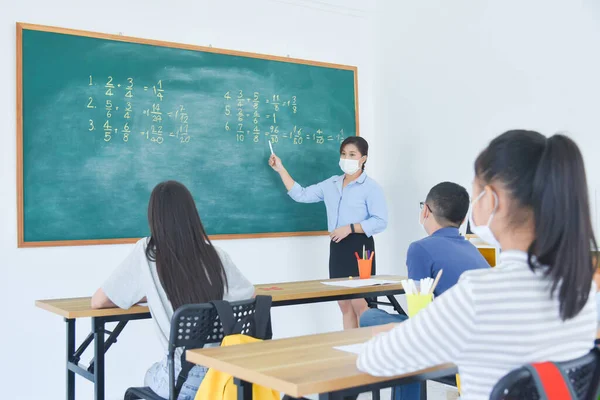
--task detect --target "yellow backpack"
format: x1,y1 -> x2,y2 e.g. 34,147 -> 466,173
194,296 -> 278,400
195,334 -> 279,400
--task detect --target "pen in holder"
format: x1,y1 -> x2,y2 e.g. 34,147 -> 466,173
403,269 -> 442,317
357,258 -> 373,279
406,293 -> 433,317
355,249 -> 374,279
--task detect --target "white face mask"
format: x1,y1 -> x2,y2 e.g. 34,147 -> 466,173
419,206 -> 428,235
468,189 -> 501,248
339,158 -> 361,175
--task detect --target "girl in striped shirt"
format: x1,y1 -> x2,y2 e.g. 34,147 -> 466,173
357,130 -> 598,399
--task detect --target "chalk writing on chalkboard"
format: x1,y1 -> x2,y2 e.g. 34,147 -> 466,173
87,75 -> 191,145
223,91 -> 346,145
86,75 -> 347,147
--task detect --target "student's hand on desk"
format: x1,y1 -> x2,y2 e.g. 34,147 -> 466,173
330,226 -> 351,243
91,288 -> 117,309
371,323 -> 399,337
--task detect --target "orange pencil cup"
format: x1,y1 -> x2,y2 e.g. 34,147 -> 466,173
357,259 -> 373,279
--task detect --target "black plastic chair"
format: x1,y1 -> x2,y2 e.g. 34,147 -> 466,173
489,347 -> 600,400
124,296 -> 273,400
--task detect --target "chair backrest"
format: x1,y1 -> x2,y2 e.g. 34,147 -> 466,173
170,302 -> 223,350
490,347 -> 600,400
169,296 -> 272,351
165,296 -> 273,400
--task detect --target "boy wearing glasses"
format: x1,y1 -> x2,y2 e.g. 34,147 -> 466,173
360,182 -> 490,399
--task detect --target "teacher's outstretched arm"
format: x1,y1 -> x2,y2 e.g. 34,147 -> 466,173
269,154 -> 324,203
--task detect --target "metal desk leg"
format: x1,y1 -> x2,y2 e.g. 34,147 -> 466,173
234,378 -> 253,400
420,381 -> 427,400
88,321 -> 128,371
66,318 -> 75,400
387,295 -> 407,316
372,389 -> 381,400
319,393 -> 347,400
92,318 -> 105,400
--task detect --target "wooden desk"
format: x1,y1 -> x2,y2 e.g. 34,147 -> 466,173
477,246 -> 497,267
187,327 -> 456,399
36,275 -> 406,319
36,275 -> 406,400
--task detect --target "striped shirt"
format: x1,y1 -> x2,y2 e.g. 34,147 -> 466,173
357,251 -> 597,399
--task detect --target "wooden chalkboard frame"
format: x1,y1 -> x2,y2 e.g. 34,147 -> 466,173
16,22 -> 360,248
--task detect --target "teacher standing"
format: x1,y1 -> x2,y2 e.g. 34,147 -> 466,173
269,136 -> 388,330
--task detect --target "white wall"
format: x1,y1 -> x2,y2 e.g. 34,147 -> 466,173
0,1 -> 378,399
374,0 -> 600,266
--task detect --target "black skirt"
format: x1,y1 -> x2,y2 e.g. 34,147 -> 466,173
329,234 -> 376,279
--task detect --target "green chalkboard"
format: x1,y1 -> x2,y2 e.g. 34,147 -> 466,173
17,24 -> 358,247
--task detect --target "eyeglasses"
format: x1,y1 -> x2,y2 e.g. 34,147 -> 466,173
419,202 -> 433,213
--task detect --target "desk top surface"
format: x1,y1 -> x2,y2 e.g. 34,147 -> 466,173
186,327 -> 454,397
36,275 -> 405,319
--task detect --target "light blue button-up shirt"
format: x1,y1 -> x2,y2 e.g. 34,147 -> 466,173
287,173 -> 388,237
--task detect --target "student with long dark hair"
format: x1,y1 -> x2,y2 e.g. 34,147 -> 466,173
357,130 -> 597,399
91,181 -> 255,399
269,136 -> 388,330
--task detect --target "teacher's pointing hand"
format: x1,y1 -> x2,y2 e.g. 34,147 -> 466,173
269,154 -> 284,172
